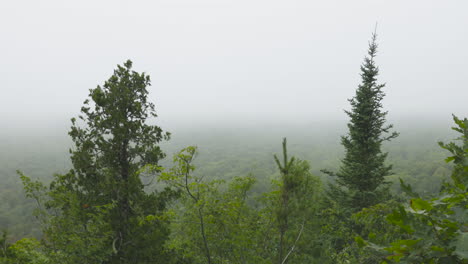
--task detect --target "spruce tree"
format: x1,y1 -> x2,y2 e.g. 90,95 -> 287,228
328,33 -> 398,211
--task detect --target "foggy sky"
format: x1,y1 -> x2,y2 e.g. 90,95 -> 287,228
1,0 -> 467,132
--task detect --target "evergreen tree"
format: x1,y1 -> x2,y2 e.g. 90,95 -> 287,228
272,138 -> 323,264
274,138 -> 296,264
22,60 -> 176,263
68,60 -> 175,263
327,32 -> 398,212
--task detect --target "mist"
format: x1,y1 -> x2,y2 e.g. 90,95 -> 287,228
1,0 -> 467,135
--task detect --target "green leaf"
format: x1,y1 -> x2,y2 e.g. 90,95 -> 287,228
355,236 -> 368,248
445,156 -> 456,163
410,198 -> 433,212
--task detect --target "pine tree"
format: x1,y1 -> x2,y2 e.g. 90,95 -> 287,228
273,138 -> 296,264
328,32 -> 398,212
273,138 -> 322,264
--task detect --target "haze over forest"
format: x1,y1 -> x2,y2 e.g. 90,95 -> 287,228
1,0 -> 467,134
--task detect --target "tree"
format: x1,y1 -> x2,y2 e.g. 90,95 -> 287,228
325,32 -> 398,211
157,143 -> 323,264
21,60 -> 176,263
269,138 -> 322,264
160,146 -> 213,264
1,229 -> 50,264
273,138 -> 296,264
158,146 -> 263,264
375,115 -> 468,263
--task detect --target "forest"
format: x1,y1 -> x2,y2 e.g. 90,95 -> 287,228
1,36 -> 467,264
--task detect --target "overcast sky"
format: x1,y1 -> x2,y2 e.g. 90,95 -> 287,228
1,0 -> 467,132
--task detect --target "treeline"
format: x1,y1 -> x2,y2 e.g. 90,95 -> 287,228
0,121 -> 452,242
1,34 -> 467,264
0,119 -> 453,241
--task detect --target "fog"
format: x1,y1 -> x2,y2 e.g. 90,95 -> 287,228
1,0 -> 467,134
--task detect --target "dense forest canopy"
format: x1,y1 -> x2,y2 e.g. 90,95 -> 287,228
0,120 -> 455,228
0,120 -> 454,239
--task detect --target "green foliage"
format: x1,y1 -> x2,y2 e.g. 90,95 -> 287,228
316,199 -> 399,263
273,138 -> 297,263
0,121 -> 450,240
0,231 -> 48,264
316,32 -> 402,263
5,238 -> 48,264
1,37 -> 465,264
158,142 -> 323,264
18,60 -> 177,263
262,139 -> 323,264
325,32 -> 398,211
374,115 -> 468,263
159,146 -> 264,264
18,170 -> 115,263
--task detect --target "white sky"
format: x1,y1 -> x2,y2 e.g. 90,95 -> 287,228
1,0 -> 467,131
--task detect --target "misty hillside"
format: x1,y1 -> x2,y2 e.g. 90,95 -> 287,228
1,0 -> 467,263
0,120 -> 457,239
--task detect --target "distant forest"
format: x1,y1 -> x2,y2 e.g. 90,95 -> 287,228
1,35 -> 466,264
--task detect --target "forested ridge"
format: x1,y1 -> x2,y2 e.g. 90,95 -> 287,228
1,36 -> 467,263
